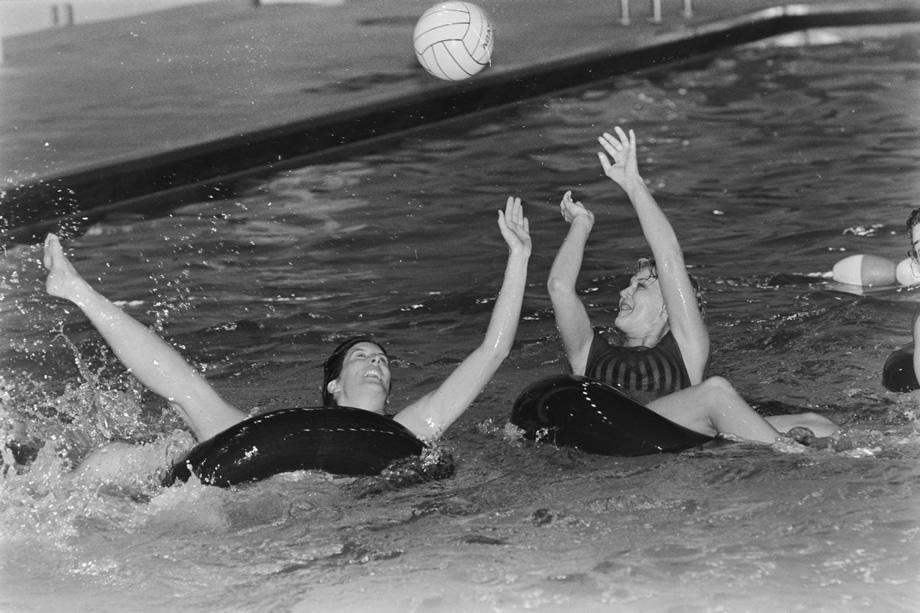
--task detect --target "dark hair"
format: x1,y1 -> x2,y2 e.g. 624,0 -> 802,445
322,336 -> 388,407
907,208 -> 920,260
636,257 -> 705,315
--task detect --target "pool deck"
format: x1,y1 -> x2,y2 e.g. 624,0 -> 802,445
1,0 -> 919,243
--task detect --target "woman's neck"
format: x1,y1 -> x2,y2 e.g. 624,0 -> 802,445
336,391 -> 387,414
623,326 -> 668,349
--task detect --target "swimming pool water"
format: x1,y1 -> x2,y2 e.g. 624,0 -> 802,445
1,26 -> 919,612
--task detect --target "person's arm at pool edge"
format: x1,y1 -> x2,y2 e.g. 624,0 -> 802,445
394,197 -> 530,441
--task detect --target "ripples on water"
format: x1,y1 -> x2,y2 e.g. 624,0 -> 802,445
1,28 -> 919,612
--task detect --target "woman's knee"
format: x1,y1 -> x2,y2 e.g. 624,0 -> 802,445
696,376 -> 736,401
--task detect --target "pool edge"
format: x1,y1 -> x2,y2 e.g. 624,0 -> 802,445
2,2 -> 919,245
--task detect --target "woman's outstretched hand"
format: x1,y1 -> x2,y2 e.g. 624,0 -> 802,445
559,190 -> 594,229
597,126 -> 640,189
497,196 -> 531,257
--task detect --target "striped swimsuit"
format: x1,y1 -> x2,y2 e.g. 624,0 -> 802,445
583,331 -> 691,406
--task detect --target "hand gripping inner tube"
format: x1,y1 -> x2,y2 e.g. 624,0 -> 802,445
882,344 -> 919,392
163,407 -> 425,487
510,375 -> 713,456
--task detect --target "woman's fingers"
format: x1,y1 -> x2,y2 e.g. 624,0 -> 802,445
597,151 -> 612,173
501,196 -> 527,231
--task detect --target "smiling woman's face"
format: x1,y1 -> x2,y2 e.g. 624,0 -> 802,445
329,342 -> 392,409
614,263 -> 667,339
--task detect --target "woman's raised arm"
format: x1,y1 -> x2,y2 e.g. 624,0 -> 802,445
394,197 -> 531,441
597,127 -> 709,382
547,190 -> 596,375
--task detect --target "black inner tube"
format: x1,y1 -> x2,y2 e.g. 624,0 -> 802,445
511,375 -> 713,456
163,406 -> 425,487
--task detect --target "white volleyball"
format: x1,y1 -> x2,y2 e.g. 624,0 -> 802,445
413,2 -> 494,81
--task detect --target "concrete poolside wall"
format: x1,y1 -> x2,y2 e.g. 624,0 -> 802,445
0,1 -> 222,38
1,1 -> 918,245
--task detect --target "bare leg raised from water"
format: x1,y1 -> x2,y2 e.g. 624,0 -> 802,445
647,376 -> 838,444
43,234 -> 246,441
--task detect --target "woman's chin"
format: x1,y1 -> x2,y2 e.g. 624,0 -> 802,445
614,312 -> 632,330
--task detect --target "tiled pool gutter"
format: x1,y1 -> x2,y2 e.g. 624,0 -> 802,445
2,3 -> 918,245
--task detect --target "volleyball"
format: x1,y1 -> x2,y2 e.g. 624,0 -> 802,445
413,2 -> 494,81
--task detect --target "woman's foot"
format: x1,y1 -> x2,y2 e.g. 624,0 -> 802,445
43,233 -> 89,305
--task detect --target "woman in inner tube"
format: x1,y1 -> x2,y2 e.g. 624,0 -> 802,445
547,126 -> 837,444
42,197 -> 531,480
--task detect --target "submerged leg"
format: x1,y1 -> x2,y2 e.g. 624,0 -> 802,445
43,234 -> 246,441
764,413 -> 838,438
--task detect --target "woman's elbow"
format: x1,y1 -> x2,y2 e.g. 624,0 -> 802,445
485,340 -> 513,365
476,342 -> 513,373
547,274 -> 574,298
